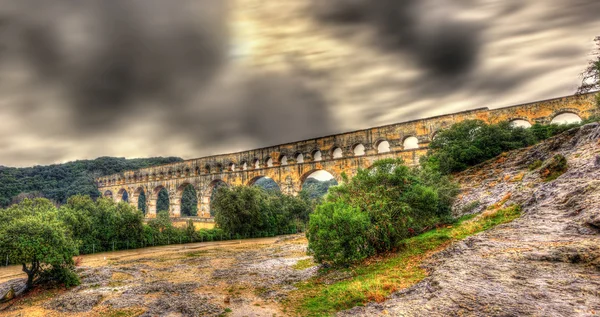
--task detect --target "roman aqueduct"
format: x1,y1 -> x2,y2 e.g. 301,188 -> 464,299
97,93 -> 598,218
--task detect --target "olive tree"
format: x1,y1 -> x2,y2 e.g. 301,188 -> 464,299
0,199 -> 78,292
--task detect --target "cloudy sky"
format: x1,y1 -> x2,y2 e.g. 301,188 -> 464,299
0,0 -> 598,167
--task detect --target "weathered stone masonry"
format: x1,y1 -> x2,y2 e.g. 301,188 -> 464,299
97,93 -> 598,218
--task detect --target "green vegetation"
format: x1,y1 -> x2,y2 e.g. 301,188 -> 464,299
180,185 -> 198,216
421,120 -> 592,175
307,159 -> 458,267
0,156 -> 182,207
212,186 -> 313,238
302,178 -> 338,200
291,205 -> 522,316
156,188 -> 170,213
540,154 -> 568,182
0,199 -> 79,292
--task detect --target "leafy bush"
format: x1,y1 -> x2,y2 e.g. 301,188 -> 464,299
308,159 -> 458,266
0,199 -> 79,290
307,202 -> 373,266
212,186 -> 313,238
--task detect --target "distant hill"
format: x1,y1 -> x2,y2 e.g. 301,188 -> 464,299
0,156 -> 182,207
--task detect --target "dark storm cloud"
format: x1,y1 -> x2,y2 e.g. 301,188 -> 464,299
0,0 -> 333,165
311,0 -> 481,77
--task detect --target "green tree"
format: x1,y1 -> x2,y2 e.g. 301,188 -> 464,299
0,199 -> 78,291
137,190 -> 147,215
180,185 -> 198,216
156,188 -> 170,213
307,202 -> 373,266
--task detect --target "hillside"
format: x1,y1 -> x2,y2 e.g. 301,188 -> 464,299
0,157 -> 182,207
341,123 -> 600,316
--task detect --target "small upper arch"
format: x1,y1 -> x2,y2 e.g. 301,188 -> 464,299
375,140 -> 391,153
353,143 -> 366,156
403,136 -> 419,150
331,146 -> 343,159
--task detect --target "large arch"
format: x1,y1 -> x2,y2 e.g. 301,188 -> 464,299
178,183 -> 198,217
551,112 -> 582,125
300,169 -> 339,199
509,119 -> 532,128
249,176 -> 281,192
201,179 -> 228,217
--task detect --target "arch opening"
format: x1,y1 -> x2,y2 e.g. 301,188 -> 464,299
156,188 -> 170,213
180,184 -> 198,217
551,113 -> 582,125
136,188 -> 147,215
252,176 -> 281,192
332,147 -> 343,159
510,119 -> 532,128
280,155 -> 288,166
301,170 -> 338,199
266,157 -> 274,167
121,190 -> 129,203
209,180 -> 228,217
377,140 -> 391,153
353,144 -> 365,156
403,136 -> 419,150
242,161 -> 248,171
254,159 -> 261,169
313,150 -> 322,161
296,153 -> 304,164
104,190 -> 113,199
229,163 -> 236,172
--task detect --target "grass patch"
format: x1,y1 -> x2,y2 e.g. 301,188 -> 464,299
288,205 -> 522,316
541,154 -> 568,182
294,259 -> 317,270
185,250 -> 210,257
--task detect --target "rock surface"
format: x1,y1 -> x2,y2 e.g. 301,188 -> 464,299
340,123 -> 600,316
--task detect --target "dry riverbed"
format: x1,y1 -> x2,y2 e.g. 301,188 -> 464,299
0,235 -> 316,317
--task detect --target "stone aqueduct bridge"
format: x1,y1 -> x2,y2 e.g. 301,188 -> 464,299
97,93 -> 597,218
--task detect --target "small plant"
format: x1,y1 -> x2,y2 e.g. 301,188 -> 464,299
528,160 -> 543,171
540,154 -> 568,182
459,200 -> 481,215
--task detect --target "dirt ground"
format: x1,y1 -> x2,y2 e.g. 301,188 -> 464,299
0,234 -> 316,317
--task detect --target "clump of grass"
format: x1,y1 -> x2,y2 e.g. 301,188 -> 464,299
288,205 -> 522,316
541,154 -> 568,182
294,259 -> 317,270
459,200 -> 481,215
528,159 -> 543,171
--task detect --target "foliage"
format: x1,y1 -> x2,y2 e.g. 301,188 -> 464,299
137,190 -> 147,215
212,186 -> 313,238
307,202 -> 373,266
421,120 -> 593,175
540,154 -> 568,182
253,177 -> 281,192
156,188 -> 170,213
59,196 -> 145,253
577,36 -> 600,98
422,120 -> 538,174
302,178 -> 338,199
0,199 -> 79,289
528,160 -> 543,171
180,185 -> 198,216
290,205 -> 521,316
308,159 -> 458,267
0,156 -> 182,208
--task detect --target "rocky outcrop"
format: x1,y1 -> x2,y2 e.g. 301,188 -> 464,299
341,123 -> 600,316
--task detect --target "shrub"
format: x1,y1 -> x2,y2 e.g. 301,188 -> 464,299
307,202 -> 373,266
308,159 -> 458,266
0,199 -> 79,290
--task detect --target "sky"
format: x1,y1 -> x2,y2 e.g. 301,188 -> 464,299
0,0 -> 599,167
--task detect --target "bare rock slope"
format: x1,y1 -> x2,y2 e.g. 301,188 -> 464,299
342,123 -> 600,316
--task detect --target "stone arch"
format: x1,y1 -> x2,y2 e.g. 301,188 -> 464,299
248,176 -> 281,192
280,155 -> 288,166
312,150 -> 323,161
104,190 -> 114,199
265,157 -> 274,167
375,140 -> 391,153
194,166 -> 201,176
204,164 -> 211,174
177,183 -> 198,217
299,169 -> 340,197
241,161 -> 248,171
295,152 -> 305,164
202,179 -> 229,217
116,188 -> 129,203
253,158 -> 261,169
134,186 -> 147,215
403,136 -> 419,150
353,143 -> 366,156
331,146 -> 343,159
228,162 -> 236,172
509,118 -> 532,128
551,111 -> 583,125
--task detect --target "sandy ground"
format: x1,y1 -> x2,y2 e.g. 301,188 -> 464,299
0,234 -> 316,317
